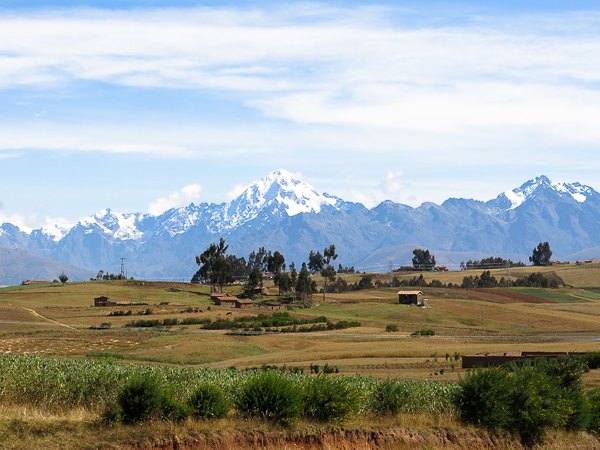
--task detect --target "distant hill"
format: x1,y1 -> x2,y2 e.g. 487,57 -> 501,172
0,247 -> 94,287
1,171 -> 600,278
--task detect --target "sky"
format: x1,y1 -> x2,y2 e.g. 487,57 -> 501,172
1,0 -> 600,230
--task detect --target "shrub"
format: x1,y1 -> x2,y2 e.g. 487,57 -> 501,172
118,376 -> 190,424
237,371 -> 302,424
188,384 -> 230,420
118,376 -> 165,424
386,324 -> 399,333
303,375 -> 361,424
457,359 -> 591,446
456,367 -> 513,432
587,387 -> 600,434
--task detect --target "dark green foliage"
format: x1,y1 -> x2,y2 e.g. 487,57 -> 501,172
118,376 -> 190,424
411,329 -> 435,337
457,357 -> 592,445
460,257 -> 525,270
412,249 -> 435,269
386,324 -> 399,332
357,274 -> 374,290
108,310 -> 132,316
187,384 -> 230,419
587,387 -> 600,434
530,241 -> 552,266
302,375 -> 360,424
125,319 -> 161,328
237,371 -> 302,424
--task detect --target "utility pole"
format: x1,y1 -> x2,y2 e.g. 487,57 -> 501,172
120,258 -> 126,279
481,310 -> 484,340
506,261 -> 512,287
389,259 -> 394,286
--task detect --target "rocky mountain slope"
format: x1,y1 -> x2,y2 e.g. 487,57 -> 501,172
1,171 -> 599,282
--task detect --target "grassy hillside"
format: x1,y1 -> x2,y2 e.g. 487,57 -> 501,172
1,263 -> 600,385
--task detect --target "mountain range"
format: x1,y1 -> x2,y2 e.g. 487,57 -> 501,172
1,170 -> 599,284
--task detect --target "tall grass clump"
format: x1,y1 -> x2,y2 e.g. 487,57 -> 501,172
188,384 -> 230,419
372,379 -> 459,416
236,371 -> 302,425
302,375 -> 362,424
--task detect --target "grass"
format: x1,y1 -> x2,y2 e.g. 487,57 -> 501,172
2,272 -> 600,381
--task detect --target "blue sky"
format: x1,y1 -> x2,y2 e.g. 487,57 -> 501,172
1,0 -> 600,229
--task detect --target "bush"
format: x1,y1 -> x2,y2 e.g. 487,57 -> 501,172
188,384 -> 230,420
457,359 -> 592,445
118,376 -> 190,424
587,387 -> 600,434
386,324 -> 399,333
373,379 -> 411,415
237,371 -> 302,424
303,375 -> 361,424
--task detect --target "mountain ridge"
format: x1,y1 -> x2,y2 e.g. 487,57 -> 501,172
1,170 -> 599,281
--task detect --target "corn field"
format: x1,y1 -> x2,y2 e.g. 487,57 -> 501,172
0,353 -> 458,416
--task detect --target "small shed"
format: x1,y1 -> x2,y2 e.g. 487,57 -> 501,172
94,296 -> 110,307
397,290 -> 423,305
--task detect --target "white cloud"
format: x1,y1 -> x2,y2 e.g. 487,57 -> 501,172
149,184 -> 202,215
0,207 -> 36,232
348,189 -> 380,209
226,183 -> 248,201
380,171 -> 407,196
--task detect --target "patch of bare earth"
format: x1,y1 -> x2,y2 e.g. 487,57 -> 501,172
122,428 -> 600,450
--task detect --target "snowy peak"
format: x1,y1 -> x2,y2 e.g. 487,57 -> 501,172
216,169 -> 342,231
78,208 -> 145,241
498,175 -> 596,210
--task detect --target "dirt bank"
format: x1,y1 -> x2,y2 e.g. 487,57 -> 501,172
123,427 -> 600,450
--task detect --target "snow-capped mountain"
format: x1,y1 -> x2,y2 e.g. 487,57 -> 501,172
491,175 -> 598,211
1,172 -> 600,282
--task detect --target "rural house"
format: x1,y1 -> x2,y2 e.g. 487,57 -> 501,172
397,290 -> 423,305
211,293 -> 254,309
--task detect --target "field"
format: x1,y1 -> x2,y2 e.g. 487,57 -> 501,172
3,266 -> 600,449
2,265 -> 600,384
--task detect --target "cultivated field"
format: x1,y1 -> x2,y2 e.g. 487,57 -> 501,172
2,264 -> 600,385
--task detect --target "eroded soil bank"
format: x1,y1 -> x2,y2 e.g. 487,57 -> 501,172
124,427 -> 600,450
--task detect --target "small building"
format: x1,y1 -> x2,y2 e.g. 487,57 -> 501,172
433,266 -> 448,272
22,280 -> 51,285
397,290 -> 423,305
253,286 -> 269,295
94,296 -> 111,307
235,299 -> 254,309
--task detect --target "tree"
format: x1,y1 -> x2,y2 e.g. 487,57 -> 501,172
196,238 -> 232,293
59,272 -> 68,284
321,244 -> 338,301
267,251 -> 286,293
308,250 -> 324,273
412,249 -> 436,270
226,254 -> 249,279
357,274 -> 374,290
277,273 -> 292,296
247,266 -> 263,295
248,247 -> 269,272
530,242 -> 552,266
296,267 -> 312,300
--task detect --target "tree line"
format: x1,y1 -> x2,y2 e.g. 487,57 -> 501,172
192,239 -> 346,301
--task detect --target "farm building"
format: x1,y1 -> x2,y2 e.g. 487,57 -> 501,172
94,296 -> 111,307
211,293 -> 254,309
397,290 -> 423,305
21,280 -> 51,285
253,286 -> 269,295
